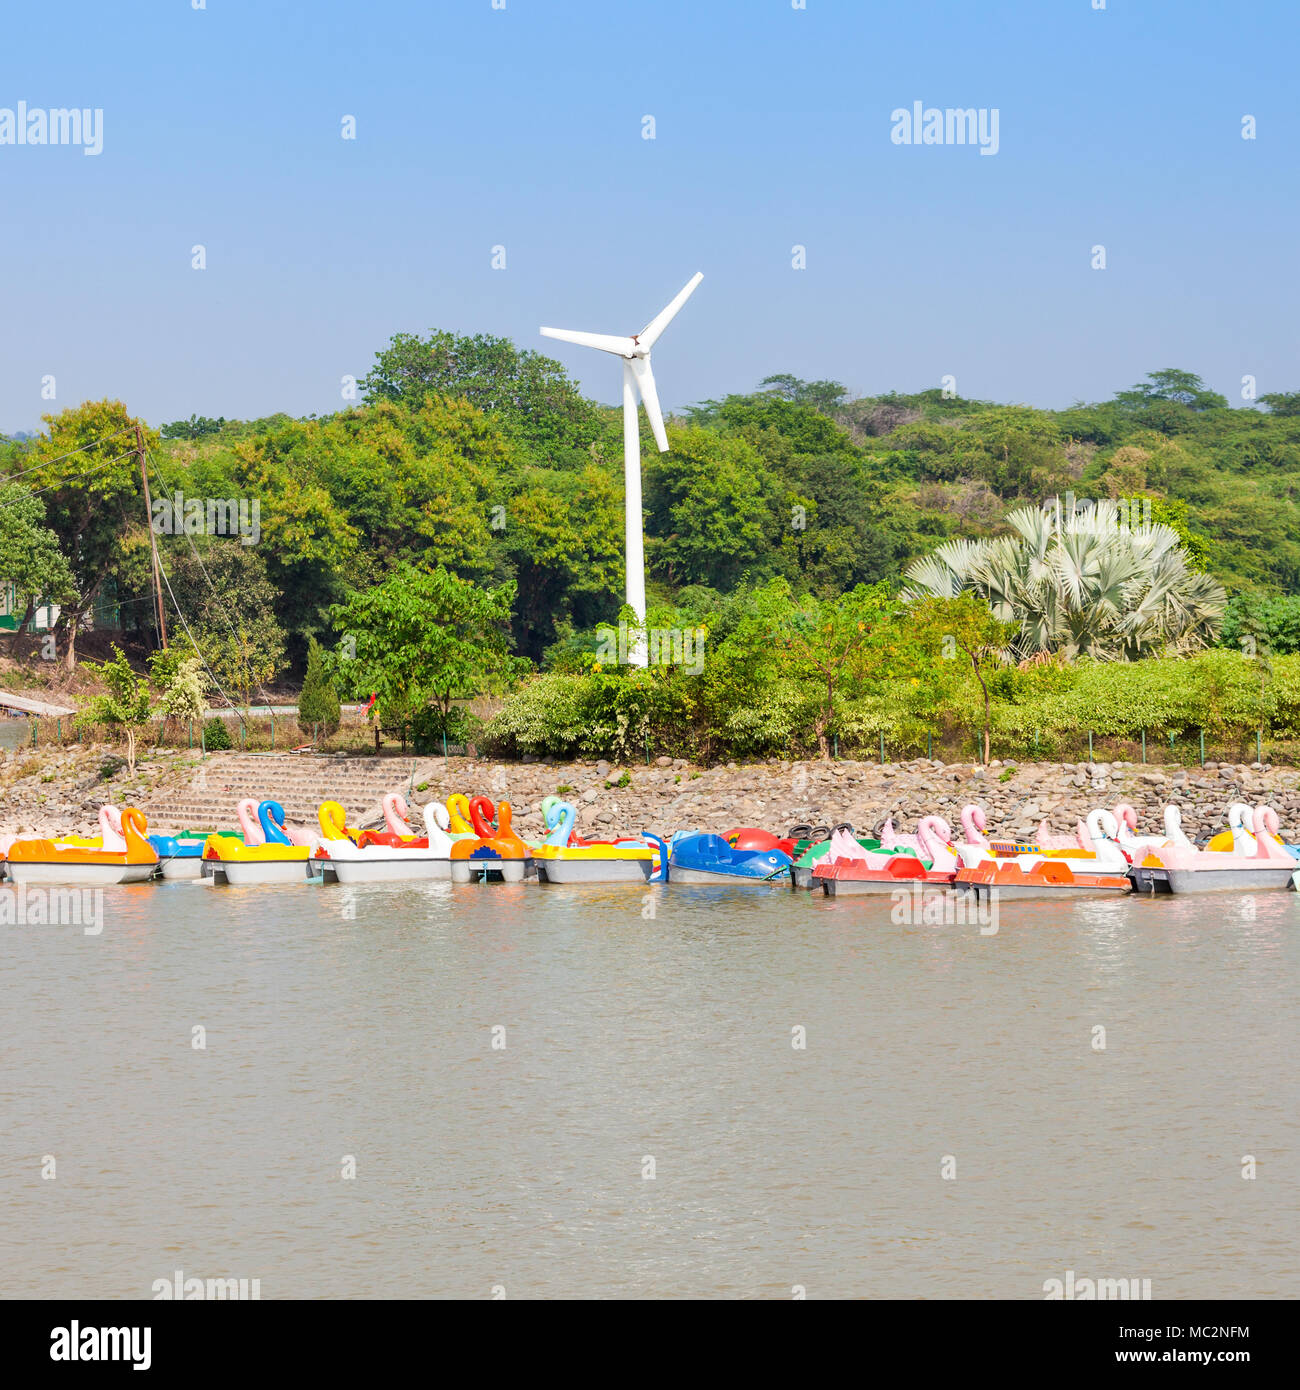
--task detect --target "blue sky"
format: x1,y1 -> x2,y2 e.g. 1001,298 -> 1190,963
1,0 -> 1296,432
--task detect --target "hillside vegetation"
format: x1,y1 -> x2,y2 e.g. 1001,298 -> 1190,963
4,341 -> 1300,762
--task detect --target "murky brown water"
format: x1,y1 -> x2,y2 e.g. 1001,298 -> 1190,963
1,879 -> 1296,1299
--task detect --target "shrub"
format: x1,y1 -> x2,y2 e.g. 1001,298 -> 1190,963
298,637 -> 341,737
410,703 -> 482,752
203,717 -> 233,751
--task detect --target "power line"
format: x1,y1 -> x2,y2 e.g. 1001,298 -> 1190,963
145,446 -> 274,715
151,542 -> 250,729
0,424 -> 135,483
0,449 -> 138,510
94,458 -> 246,724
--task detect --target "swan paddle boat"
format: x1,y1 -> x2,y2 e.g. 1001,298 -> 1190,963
1026,819 -> 1090,852
6,806 -> 160,885
1135,804 -> 1297,893
789,821 -> 927,890
1198,801 -> 1300,863
203,799 -> 316,885
667,832 -> 793,884
1204,802 -> 1291,856
315,795 -> 461,882
445,793 -> 477,835
530,799 -> 664,883
955,809 -> 1133,898
53,803 -> 128,851
1112,802 -> 1193,857
449,796 -> 534,883
813,817 -> 956,896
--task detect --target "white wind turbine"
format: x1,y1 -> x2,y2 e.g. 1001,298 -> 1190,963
541,271 -> 703,667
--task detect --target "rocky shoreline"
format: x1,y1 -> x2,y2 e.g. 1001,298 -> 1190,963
4,744 -> 1299,844
0,745 -> 199,837
486,755 -> 1300,845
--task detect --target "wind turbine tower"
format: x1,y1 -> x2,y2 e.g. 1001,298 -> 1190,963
541,271 -> 703,666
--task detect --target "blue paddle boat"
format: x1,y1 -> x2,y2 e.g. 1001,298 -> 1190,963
667,833 -> 793,884
148,832 -> 210,880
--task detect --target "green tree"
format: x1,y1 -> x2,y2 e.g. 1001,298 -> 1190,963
0,484 -> 77,650
77,644 -> 154,774
298,636 -> 341,737
163,541 -> 286,709
161,415 -> 227,440
911,593 -> 1017,763
28,400 -> 157,669
1258,390 -> 1300,418
644,427 -> 773,589
360,329 -> 604,470
203,716 -> 233,751
329,565 -> 525,736
758,374 -> 850,414
903,500 -> 1226,660
148,646 -> 209,726
497,465 -> 623,659
766,580 -> 897,759
1220,594 -> 1300,657
1115,369 -> 1229,411
966,406 -> 1072,497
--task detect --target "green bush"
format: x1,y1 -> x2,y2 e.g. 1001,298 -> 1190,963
410,702 -> 482,752
203,717 -> 233,751
480,672 -> 694,761
479,650 -> 1300,763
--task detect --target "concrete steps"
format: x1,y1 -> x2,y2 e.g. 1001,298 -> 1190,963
139,752 -> 440,830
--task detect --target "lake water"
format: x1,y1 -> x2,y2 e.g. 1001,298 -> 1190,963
2,879 -> 1296,1300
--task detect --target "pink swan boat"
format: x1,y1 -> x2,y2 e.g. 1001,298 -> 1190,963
1206,802 -> 1267,855
960,804 -> 989,849
878,818 -> 923,853
225,796 -> 320,850
1137,805 -> 1296,893
814,815 -> 959,896
1031,818 -> 1089,852
235,798 -> 266,847
315,796 -> 456,883
51,804 -> 127,852
353,792 -> 423,849
1113,802 -> 1191,854
958,807 -> 1130,874
956,811 -> 1132,898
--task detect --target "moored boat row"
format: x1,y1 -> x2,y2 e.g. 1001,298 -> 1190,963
2,795 -> 1299,899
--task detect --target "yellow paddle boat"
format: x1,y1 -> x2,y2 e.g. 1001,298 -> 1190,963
204,799 -> 315,885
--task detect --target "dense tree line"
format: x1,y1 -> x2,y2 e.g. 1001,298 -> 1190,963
3,334 -> 1299,756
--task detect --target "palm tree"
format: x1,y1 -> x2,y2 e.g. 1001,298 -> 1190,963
902,501 -> 1225,660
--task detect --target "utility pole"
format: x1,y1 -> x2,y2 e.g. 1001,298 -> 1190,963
137,423 -> 168,647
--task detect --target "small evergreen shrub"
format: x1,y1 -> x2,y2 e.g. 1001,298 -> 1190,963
298,637 -> 341,737
203,717 -> 233,751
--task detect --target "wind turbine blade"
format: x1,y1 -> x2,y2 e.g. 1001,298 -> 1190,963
637,271 -> 703,349
630,356 -> 669,452
539,326 -> 636,356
